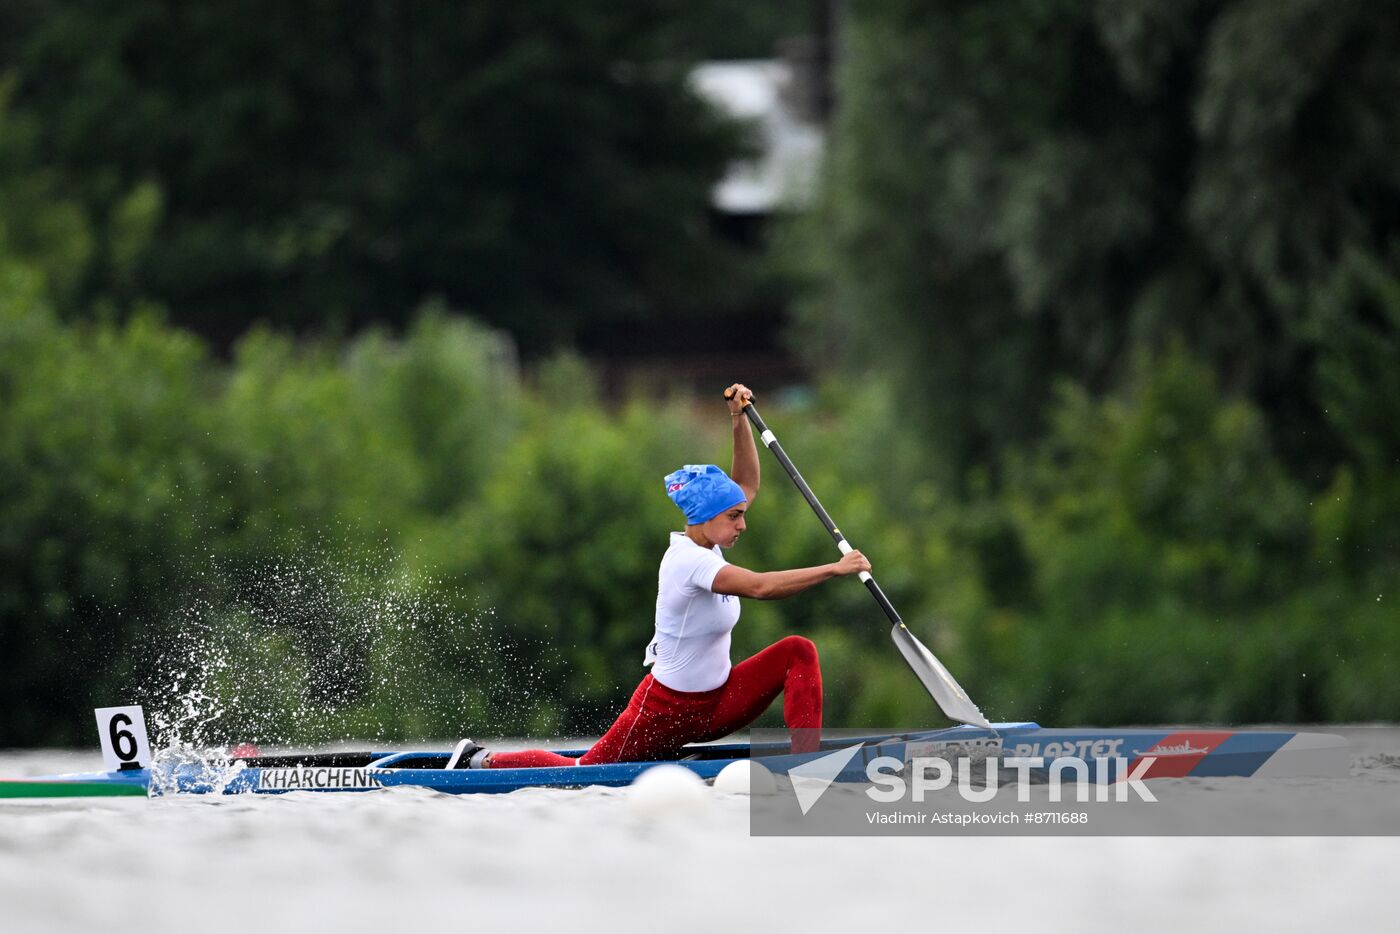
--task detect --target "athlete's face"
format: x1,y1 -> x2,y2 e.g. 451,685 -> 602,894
700,502 -> 748,548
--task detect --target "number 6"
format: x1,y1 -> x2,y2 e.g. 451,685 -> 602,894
94,705 -> 152,770
110,713 -> 138,762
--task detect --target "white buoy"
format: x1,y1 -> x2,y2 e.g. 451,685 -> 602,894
713,759 -> 777,795
628,764 -> 709,816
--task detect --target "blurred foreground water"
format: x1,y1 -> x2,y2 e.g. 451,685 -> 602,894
2,729 -> 1398,933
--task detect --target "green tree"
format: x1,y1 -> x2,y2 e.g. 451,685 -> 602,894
0,0 -> 758,352
0,284 -> 218,744
793,0 -> 1400,482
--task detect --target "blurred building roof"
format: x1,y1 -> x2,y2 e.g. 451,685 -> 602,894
689,60 -> 825,214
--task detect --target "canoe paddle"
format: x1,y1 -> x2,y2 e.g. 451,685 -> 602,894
725,388 -> 992,730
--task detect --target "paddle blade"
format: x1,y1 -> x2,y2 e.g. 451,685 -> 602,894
890,622 -> 991,730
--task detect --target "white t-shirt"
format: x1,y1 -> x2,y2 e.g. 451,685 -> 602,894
644,532 -> 741,692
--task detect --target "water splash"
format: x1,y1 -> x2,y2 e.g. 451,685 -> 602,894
147,744 -> 247,797
1356,752 -> 1400,771
134,540 -> 564,762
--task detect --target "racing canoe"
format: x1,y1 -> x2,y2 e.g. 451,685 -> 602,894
1,722 -> 1350,798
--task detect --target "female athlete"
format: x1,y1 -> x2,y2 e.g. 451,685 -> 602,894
448,383 -> 870,769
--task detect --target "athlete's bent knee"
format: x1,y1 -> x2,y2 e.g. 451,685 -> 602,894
780,635 -> 818,666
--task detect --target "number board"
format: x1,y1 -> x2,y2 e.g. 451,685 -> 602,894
94,705 -> 153,771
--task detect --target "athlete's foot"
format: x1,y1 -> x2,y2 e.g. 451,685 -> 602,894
446,738 -> 492,769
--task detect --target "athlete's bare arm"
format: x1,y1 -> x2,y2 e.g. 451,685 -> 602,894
725,382 -> 759,502
712,550 -> 871,600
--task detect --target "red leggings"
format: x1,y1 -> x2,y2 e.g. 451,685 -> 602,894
488,635 -> 822,768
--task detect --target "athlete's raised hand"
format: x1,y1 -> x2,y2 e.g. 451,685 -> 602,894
724,383 -> 754,415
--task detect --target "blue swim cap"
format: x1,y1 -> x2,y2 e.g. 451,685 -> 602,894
664,464 -> 748,525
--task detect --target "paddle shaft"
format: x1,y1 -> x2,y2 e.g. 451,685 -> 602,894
726,393 -> 903,627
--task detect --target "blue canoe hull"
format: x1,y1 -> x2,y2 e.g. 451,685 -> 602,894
10,723 -> 1349,797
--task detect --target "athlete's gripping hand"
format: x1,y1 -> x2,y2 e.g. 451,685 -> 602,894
835,549 -> 871,577
725,383 -> 754,416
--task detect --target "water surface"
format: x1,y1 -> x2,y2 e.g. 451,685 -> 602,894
3,729 -> 1397,932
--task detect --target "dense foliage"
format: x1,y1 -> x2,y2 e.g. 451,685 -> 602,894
794,0 -> 1400,482
0,0 -> 803,352
3,279 -> 1398,745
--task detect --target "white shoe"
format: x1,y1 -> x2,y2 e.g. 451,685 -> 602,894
446,738 -> 489,769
